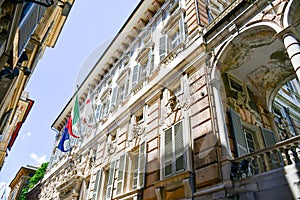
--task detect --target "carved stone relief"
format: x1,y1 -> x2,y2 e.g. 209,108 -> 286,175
161,89 -> 183,129
128,115 -> 145,142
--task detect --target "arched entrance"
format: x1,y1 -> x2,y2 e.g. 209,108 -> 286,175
219,24 -> 295,158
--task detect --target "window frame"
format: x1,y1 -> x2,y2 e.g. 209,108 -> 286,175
128,141 -> 146,190
99,89 -> 111,119
161,121 -> 186,178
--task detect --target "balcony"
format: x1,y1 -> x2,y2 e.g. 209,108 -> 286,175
231,135 -> 300,180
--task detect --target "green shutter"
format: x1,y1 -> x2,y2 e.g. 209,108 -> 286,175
159,35 -> 168,60
106,161 -> 116,199
175,122 -> 185,173
92,169 -> 102,200
116,154 -> 126,195
261,128 -> 276,147
229,108 -> 247,156
164,128 -> 173,177
138,141 -> 146,188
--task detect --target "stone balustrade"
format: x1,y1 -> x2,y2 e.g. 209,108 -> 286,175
231,135 -> 300,180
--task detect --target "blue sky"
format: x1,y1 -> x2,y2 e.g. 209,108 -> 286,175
0,0 -> 140,184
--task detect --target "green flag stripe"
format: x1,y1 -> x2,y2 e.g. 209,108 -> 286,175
73,94 -> 80,125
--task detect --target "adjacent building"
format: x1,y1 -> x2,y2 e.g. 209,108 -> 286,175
0,0 -> 74,170
8,165 -> 37,200
40,0 -> 300,199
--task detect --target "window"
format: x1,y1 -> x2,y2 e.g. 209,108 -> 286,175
163,121 -> 185,177
111,87 -> 118,107
105,161 -> 116,200
229,77 -> 243,92
229,108 -> 260,156
114,142 -> 146,196
229,108 -> 248,156
226,75 -> 258,112
148,50 -> 155,74
118,85 -> 125,102
159,15 -> 185,61
95,103 -> 102,122
162,6 -> 170,21
100,92 -> 111,119
244,129 -> 255,153
117,73 -> 129,104
129,142 -> 146,190
116,155 -> 126,195
131,65 -> 139,88
92,167 -> 110,200
159,35 -> 168,61
92,169 -> 102,200
170,28 -> 180,49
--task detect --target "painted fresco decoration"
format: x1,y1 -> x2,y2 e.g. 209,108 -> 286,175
248,64 -> 294,104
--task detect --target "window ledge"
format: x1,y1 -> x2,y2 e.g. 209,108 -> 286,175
114,189 -> 141,200
160,42 -> 184,66
131,77 -> 148,94
154,170 -> 193,190
136,41 -> 154,63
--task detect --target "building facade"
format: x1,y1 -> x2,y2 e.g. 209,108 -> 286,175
8,165 -> 37,200
41,0 -> 300,199
0,0 -> 74,170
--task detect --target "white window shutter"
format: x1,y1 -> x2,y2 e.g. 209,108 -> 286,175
175,122 -> 184,173
164,128 -> 173,177
138,141 -> 146,188
118,85 -> 125,103
229,108 -> 248,156
106,161 -> 116,200
116,154 -> 127,195
148,50 -> 155,73
131,65 -> 139,88
111,87 -> 118,107
95,103 -> 102,122
92,168 -> 102,200
179,15 -> 185,44
132,153 -> 139,190
159,35 -> 168,61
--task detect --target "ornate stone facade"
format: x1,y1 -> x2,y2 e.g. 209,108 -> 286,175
40,0 -> 300,200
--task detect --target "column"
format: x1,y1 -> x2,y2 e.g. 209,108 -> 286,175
210,75 -> 232,159
283,34 -> 300,80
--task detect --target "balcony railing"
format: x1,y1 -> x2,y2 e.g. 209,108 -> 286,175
231,135 -> 300,180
